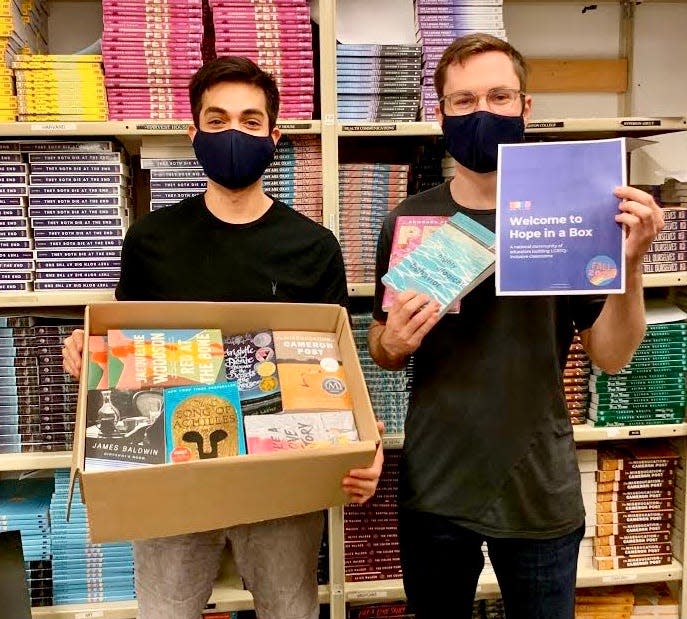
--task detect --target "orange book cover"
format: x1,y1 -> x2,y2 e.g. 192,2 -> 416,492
273,330 -> 353,411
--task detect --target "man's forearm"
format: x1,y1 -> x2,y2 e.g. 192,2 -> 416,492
581,269 -> 646,374
368,321 -> 409,371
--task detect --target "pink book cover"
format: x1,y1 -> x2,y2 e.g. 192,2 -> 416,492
382,215 -> 460,313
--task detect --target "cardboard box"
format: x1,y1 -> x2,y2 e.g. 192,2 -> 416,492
69,301 -> 380,543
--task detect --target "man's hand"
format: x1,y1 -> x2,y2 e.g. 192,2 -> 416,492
342,421 -> 385,504
62,328 -> 85,379
614,186 -> 665,272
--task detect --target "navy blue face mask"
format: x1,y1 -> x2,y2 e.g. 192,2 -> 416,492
442,111 -> 525,174
192,128 -> 276,189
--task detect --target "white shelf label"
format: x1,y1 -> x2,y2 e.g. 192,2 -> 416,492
75,612 -> 105,619
601,573 -> 637,583
30,123 -> 77,131
350,591 -> 388,600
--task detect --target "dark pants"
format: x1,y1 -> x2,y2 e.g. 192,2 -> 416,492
399,509 -> 585,619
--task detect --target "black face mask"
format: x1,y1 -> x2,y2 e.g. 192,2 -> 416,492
442,111 -> 525,174
192,128 -> 276,189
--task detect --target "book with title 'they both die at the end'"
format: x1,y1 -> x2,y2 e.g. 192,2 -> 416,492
381,211 -> 496,316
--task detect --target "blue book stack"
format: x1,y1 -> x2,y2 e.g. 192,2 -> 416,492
264,135 -> 323,224
50,469 -> 135,604
0,478 -> 54,605
337,44 -> 422,122
351,313 -> 410,435
339,163 -> 409,284
414,0 -> 507,120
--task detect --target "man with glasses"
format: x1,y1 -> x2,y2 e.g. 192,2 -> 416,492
368,33 -> 663,619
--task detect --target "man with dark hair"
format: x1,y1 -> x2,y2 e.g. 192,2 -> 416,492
368,34 -> 663,619
63,56 -> 383,619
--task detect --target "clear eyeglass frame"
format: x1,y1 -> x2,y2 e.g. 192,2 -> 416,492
439,88 -> 525,115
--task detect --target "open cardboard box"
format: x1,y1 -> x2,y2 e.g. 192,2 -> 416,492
69,301 -> 380,543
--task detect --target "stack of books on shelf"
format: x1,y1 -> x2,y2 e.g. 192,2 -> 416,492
0,0 -> 47,122
209,0 -> 315,120
50,469 -> 135,604
415,0 -> 506,120
0,316 -> 80,454
588,307 -> 687,427
579,447 -> 598,569
643,205 -> 687,275
336,44 -> 421,122
0,478 -> 53,606
24,140 -> 130,291
592,441 -> 679,570
344,449 -> 402,582
262,134 -> 323,224
101,0 -> 203,120
12,54 -> 107,122
141,135 -> 323,222
339,163 -> 409,284
564,332 -> 591,426
351,313 -> 409,435
575,584 -> 678,618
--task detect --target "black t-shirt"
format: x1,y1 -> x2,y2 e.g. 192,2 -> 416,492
373,182 -> 604,539
116,194 -> 348,307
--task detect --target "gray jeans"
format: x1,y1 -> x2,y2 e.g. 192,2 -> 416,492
133,511 -> 324,619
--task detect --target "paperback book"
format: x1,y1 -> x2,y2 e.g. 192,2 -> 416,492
244,411 -> 358,454
84,388 -> 165,470
107,328 -> 226,390
273,331 -> 353,411
496,138 -> 626,295
223,330 -> 282,415
164,382 -> 245,463
381,211 -> 495,316
382,215 -> 460,313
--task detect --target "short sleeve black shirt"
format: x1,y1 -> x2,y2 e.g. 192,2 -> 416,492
373,182 -> 604,538
116,194 -> 348,307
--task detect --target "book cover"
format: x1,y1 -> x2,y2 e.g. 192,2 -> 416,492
273,330 -> 354,411
382,215 -> 460,313
223,330 -> 282,415
381,211 -> 495,316
107,329 -> 226,390
87,335 -> 108,390
496,138 -> 626,295
164,382 -> 245,463
84,388 -> 166,470
244,411 -> 358,454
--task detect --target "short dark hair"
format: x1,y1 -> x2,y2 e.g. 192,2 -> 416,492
434,33 -> 528,103
189,56 -> 280,130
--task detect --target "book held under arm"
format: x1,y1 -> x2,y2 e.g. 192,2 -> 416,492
496,137 -> 626,295
381,211 -> 495,316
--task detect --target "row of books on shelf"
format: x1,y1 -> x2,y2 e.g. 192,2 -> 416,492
85,327 -> 360,469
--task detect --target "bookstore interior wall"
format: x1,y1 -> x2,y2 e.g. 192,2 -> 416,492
0,1 -> 687,618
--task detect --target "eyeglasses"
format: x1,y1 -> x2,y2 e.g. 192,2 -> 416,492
440,88 -> 525,115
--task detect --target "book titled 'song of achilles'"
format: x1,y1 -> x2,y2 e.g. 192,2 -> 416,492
381,211 -> 495,316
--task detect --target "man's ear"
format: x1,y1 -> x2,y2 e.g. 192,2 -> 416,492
435,105 -> 443,126
522,95 -> 533,124
188,124 -> 197,142
271,126 -> 281,146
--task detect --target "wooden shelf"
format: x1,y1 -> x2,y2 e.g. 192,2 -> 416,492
31,584 -> 330,618
345,560 -> 684,603
0,291 -> 115,307
0,452 -> 71,471
336,117 -> 687,138
0,120 -> 320,137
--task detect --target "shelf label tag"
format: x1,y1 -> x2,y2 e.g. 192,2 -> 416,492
342,124 -> 397,132
621,120 -> 661,127
134,122 -> 189,131
350,591 -> 388,600
30,123 -> 77,131
278,122 -> 313,131
75,612 -> 105,619
526,121 -> 565,129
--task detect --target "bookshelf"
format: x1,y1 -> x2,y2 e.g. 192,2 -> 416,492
0,0 -> 684,618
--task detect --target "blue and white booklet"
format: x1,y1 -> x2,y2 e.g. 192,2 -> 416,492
496,137 -> 626,295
